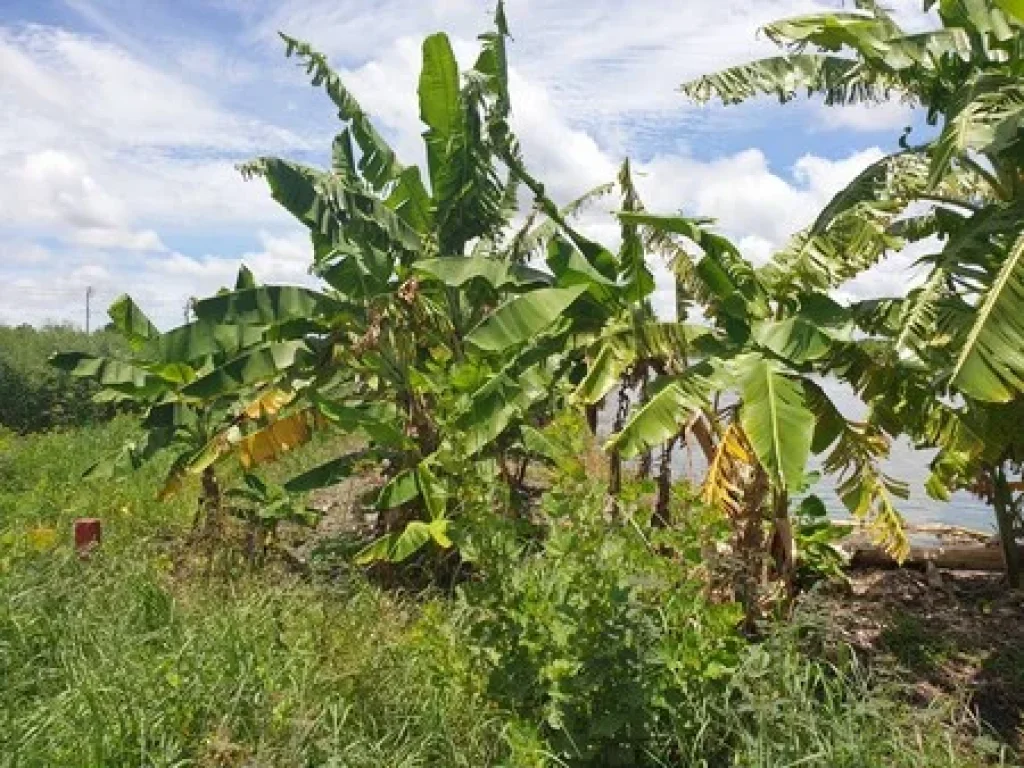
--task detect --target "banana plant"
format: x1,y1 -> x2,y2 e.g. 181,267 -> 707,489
210,4 -> 634,565
681,0 -> 1024,584
226,472 -> 319,566
50,269 -> 331,531
598,211 -> 910,610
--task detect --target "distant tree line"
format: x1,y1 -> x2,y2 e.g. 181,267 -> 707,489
0,324 -> 127,433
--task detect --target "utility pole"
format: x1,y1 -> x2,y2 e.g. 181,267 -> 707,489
85,286 -> 94,334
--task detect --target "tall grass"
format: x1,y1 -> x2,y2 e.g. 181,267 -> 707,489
0,555 -> 503,767
0,419 -> 503,766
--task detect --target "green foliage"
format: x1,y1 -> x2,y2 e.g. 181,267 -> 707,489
676,0 -> 1024,587
226,473 -> 319,565
0,559 -> 503,767
464,492 -> 741,764
793,494 -> 849,588
736,353 -> 815,492
0,325 -> 127,433
461,417 -> 743,765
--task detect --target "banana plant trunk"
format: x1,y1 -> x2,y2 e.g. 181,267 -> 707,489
198,466 -> 222,534
586,401 -> 600,435
992,464 -> 1022,588
738,466 -> 769,632
653,436 -> 676,527
769,489 -> 795,601
608,386 -> 630,498
637,368 -> 653,480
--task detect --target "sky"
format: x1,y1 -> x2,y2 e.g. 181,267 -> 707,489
0,0 -> 940,329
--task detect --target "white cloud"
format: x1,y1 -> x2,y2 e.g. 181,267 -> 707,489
818,100 -> 915,132
0,0 -> 937,328
4,242 -> 50,265
71,227 -> 166,251
791,148 -> 885,197
631,147 -> 883,248
0,231 -> 318,329
255,0 -> 820,125
0,150 -> 167,251
0,25 -> 302,153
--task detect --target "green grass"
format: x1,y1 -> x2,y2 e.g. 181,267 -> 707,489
0,420 -> 1014,767
0,555 -> 503,767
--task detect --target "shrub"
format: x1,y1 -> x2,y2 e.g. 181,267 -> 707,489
462,466 -> 744,766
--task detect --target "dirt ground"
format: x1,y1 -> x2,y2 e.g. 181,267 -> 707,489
800,568 -> 1024,749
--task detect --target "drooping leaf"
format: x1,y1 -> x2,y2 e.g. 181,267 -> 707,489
49,352 -> 168,398
928,77 -> 1024,188
681,54 -> 895,106
284,450 -> 381,493
236,410 -> 315,470
605,366 -> 712,458
804,379 -> 909,560
520,424 -> 560,463
736,354 -> 814,491
193,285 -> 329,327
507,182 -> 614,264
414,257 -> 551,291
241,387 -> 296,420
575,322 -> 712,406
143,402 -> 198,430
153,320 -> 266,364
465,285 -> 587,353
279,33 -> 404,190
702,422 -> 753,519
454,357 -> 553,456
950,228 -> 1024,401
546,235 -> 620,305
376,469 -> 420,510
356,521 -> 431,564
752,317 -> 834,363
315,400 -> 409,449
181,341 -> 310,400
385,166 -> 433,232
416,461 -> 447,520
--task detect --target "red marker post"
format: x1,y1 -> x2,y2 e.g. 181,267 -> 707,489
74,518 -> 101,556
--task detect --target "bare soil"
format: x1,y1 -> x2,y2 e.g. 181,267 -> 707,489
800,568 -> 1024,749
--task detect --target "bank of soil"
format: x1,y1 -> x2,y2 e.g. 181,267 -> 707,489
801,568 -> 1024,750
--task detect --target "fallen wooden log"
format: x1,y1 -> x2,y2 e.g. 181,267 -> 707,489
848,541 -> 1024,572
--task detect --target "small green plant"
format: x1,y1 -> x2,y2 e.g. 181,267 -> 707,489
794,494 -> 849,589
226,473 -> 319,566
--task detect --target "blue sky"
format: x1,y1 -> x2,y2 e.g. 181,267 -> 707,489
0,0 -> 937,328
